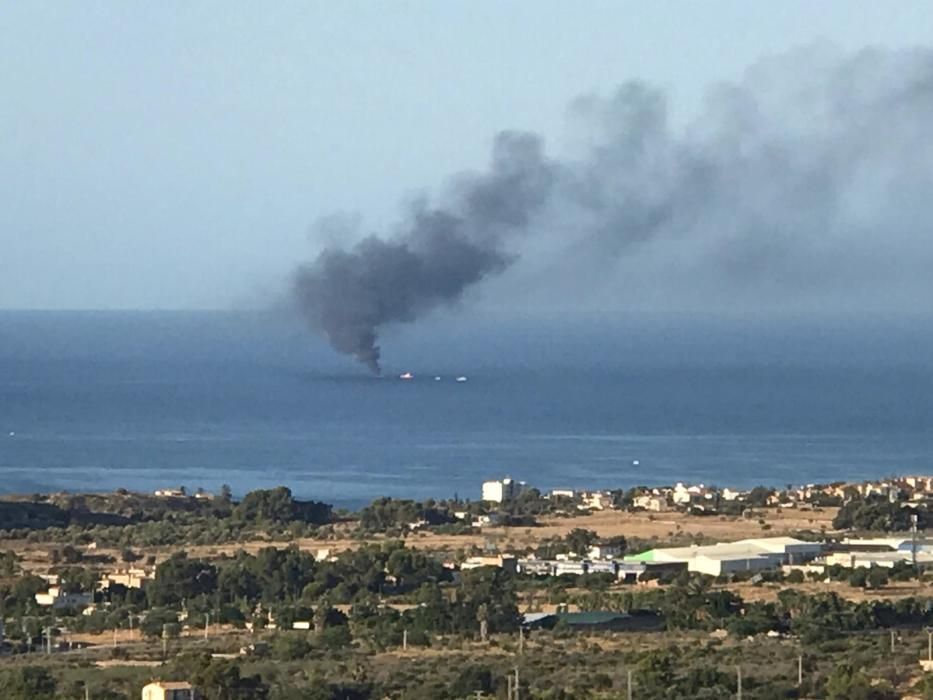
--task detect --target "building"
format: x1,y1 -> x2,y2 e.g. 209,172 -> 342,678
633,495 -> 669,512
627,537 -> 822,577
553,561 -> 587,576
824,550 -> 933,569
579,491 -> 613,510
461,555 -> 518,574
587,542 -> 624,560
100,568 -> 152,590
154,489 -> 186,498
482,478 -> 526,503
523,610 -> 663,632
472,513 -> 504,528
142,682 -> 195,700
35,586 -> 93,609
550,489 -> 575,499
616,563 -> 648,583
517,559 -> 616,577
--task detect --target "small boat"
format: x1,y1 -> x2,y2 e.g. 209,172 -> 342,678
456,376 -> 468,383
399,372 -> 414,380
434,376 -> 441,381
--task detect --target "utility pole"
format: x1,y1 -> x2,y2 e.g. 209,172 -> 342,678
161,624 -> 168,660
890,629 -> 896,653
507,674 -> 512,700
402,629 -> 408,651
925,627 -> 933,662
204,613 -> 210,641
736,665 -> 742,700
912,514 -> 919,570
84,682 -> 90,700
112,627 -> 117,648
797,654 -> 803,687
514,667 -> 520,700
518,627 -> 524,655
627,669 -> 633,700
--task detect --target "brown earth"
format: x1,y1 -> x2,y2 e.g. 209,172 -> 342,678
1,505 -> 838,568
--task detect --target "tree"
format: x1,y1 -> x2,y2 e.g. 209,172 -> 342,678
848,567 -> 869,588
746,486 -> 774,507
235,487 -> 330,525
913,673 -> 933,699
867,566 -> 889,589
0,550 -> 19,576
148,552 -> 218,606
0,667 -> 57,700
140,607 -> 180,638
457,567 -> 521,634
833,496 -> 922,532
272,633 -> 312,661
170,654 -> 268,700
450,665 -> 496,697
565,529 -> 598,556
825,663 -> 897,700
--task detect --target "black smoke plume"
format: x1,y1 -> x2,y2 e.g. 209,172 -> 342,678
293,132 -> 554,372
295,46 -> 933,371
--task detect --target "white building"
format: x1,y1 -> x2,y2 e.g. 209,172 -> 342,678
672,483 -> 693,506
100,568 -> 152,590
472,513 -> 504,528
580,491 -> 613,510
587,543 -> 624,560
482,478 -> 526,503
35,586 -> 93,609
154,488 -> 186,498
627,537 -> 823,577
142,682 -> 195,700
633,494 -> 669,512
461,555 -> 518,574
824,551 -> 933,569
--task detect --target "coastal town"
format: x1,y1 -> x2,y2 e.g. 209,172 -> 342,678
3,474 -> 933,697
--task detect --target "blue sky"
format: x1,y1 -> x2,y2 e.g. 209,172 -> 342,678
2,1 -> 933,310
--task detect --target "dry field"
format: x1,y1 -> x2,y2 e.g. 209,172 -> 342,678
1,505 -> 838,567
724,577 -> 933,604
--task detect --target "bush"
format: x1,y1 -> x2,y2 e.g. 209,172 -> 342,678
272,633 -> 313,660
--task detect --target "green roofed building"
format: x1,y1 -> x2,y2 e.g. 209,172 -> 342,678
523,610 -> 662,632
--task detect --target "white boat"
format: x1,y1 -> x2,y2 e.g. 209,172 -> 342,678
399,372 -> 414,380
434,376 -> 441,381
456,376 -> 468,383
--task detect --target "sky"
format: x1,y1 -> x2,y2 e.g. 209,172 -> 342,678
2,1 -> 933,311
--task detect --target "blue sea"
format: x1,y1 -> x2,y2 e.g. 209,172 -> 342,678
2,310 -> 933,507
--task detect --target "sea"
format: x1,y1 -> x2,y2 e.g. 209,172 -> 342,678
2,310 -> 933,509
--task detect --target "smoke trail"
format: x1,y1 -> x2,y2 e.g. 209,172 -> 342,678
295,46 -> 933,370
